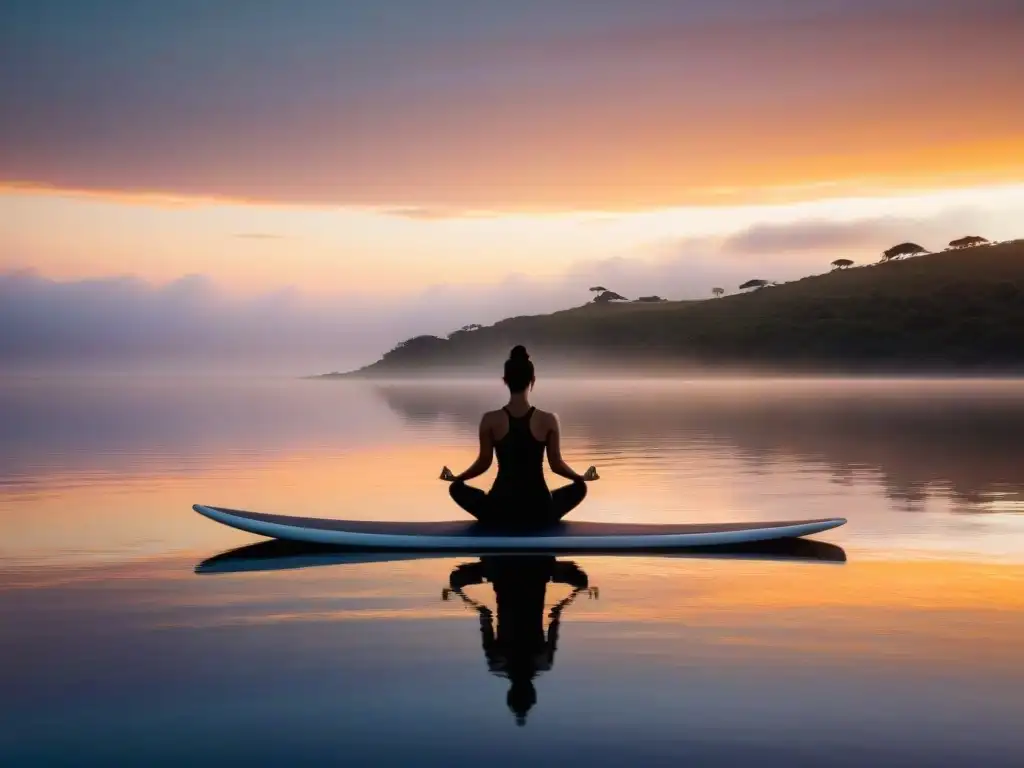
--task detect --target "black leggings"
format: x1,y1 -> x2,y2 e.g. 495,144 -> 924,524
449,480 -> 588,527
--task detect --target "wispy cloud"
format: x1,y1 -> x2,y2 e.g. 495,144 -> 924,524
382,207 -> 470,221
721,218 -> 928,255
715,208 -> 992,258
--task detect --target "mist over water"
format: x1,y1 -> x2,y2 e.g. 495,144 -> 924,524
2,376 -> 1024,765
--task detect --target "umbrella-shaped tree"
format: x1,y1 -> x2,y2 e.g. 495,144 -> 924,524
592,290 -> 628,303
712,287 -> 725,298
948,236 -> 989,249
831,258 -> 854,270
881,242 -> 926,262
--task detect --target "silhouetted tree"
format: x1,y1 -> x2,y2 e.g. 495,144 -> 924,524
635,295 -> 666,303
948,236 -> 989,249
712,287 -> 725,298
588,286 -> 608,293
831,258 -> 854,270
739,279 -> 770,291
592,290 -> 628,303
881,242 -> 926,262
447,323 -> 484,338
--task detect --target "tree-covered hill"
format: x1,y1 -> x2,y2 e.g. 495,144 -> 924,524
326,239 -> 1024,376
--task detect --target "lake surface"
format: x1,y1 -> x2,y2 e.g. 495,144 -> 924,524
2,376 -> 1024,766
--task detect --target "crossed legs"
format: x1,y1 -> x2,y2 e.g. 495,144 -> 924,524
449,481 -> 588,526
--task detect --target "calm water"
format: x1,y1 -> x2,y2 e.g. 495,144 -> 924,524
2,376 -> 1024,766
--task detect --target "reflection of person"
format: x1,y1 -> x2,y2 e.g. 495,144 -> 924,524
440,345 -> 599,527
443,556 -> 595,726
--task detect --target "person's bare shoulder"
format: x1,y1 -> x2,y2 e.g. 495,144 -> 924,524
481,409 -> 505,427
533,408 -> 558,434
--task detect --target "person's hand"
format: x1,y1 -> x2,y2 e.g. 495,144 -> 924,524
439,466 -> 456,482
583,466 -> 600,481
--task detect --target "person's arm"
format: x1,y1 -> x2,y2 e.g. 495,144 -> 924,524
551,560 -> 589,590
544,586 -> 589,668
545,413 -> 586,482
448,562 -> 487,591
451,415 -> 495,482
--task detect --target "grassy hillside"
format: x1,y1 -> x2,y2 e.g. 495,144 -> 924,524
335,240 -> 1024,375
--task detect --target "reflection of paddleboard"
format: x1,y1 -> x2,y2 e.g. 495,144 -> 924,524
193,504 -> 846,550
195,537 -> 847,575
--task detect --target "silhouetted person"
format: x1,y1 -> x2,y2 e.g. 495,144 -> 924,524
440,346 -> 599,527
443,556 -> 594,726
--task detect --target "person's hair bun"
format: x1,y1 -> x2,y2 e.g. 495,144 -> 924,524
503,344 -> 535,392
509,345 -> 530,362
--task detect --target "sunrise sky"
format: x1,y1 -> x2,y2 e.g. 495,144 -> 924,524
2,0 -> 1023,370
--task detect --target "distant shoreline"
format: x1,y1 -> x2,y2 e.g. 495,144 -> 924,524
315,240 -> 1024,380
310,361 -> 1024,381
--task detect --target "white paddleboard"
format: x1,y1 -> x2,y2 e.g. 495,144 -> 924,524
193,504 -> 846,550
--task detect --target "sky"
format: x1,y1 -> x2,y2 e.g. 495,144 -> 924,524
2,0 -> 1023,372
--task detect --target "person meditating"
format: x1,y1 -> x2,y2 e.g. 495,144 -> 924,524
440,345 -> 598,527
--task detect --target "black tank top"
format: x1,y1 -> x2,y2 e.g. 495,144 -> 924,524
490,407 -> 550,504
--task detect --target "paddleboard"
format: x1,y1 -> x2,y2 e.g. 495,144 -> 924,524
193,504 -> 846,550
195,537 -> 847,575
